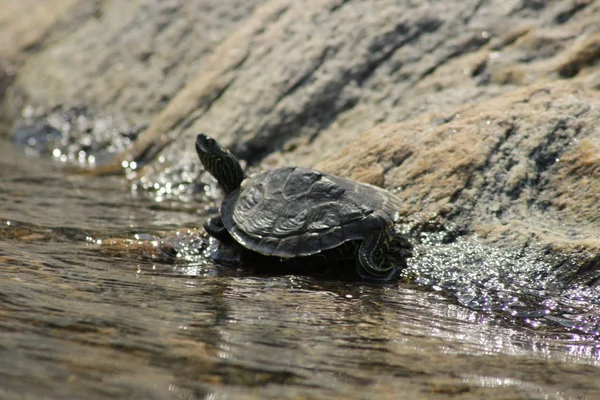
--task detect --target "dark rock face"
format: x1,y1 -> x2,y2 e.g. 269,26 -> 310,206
1,0 -> 600,311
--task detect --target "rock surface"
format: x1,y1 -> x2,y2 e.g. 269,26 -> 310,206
2,1 -> 600,286
2,0 -> 597,168
318,81 -> 600,286
2,0 -> 265,129
0,0 -> 99,134
0,0 -> 95,69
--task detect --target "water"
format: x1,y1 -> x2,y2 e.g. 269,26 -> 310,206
2,138 -> 600,399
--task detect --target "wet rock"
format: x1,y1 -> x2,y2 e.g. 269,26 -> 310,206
99,237 -> 177,263
12,105 -> 146,166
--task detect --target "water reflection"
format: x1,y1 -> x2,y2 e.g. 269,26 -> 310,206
2,140 -> 600,399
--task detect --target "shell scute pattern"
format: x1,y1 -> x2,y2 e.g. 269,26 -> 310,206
222,166 -> 400,257
243,198 -> 280,236
274,201 -> 310,236
306,202 -> 341,231
233,180 -> 263,218
281,167 -> 322,199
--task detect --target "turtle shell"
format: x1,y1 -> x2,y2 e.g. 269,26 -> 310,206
220,167 -> 402,258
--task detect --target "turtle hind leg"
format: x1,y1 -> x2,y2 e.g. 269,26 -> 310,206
356,230 -> 397,281
203,216 -> 235,244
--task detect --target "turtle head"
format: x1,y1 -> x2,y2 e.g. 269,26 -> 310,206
195,133 -> 245,195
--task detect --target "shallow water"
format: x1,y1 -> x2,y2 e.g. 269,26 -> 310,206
2,138 -> 600,400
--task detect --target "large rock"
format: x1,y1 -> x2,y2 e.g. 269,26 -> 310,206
6,0 -> 600,175
127,0 -> 600,173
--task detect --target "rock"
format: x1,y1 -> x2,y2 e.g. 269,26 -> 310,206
99,237 -> 177,263
136,0 -> 600,175
0,60 -> 15,135
6,0 -> 600,179
0,0 -> 99,135
4,0 -> 265,134
0,0 -> 96,68
319,81 -> 600,286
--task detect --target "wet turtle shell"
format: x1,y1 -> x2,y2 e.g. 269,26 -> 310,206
221,166 -> 403,258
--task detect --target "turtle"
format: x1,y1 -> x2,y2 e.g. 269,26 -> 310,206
195,133 -> 408,280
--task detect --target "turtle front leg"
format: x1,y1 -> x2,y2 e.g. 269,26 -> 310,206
203,216 -> 235,244
356,230 -> 396,280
